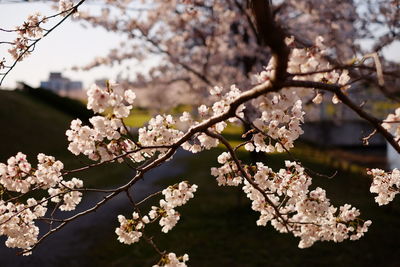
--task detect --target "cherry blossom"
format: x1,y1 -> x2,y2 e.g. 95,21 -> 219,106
0,0 -> 400,263
238,161 -> 372,248
48,177 -> 83,211
147,181 -> 198,233
368,168 -> 400,205
115,212 -> 149,244
154,252 -> 189,267
0,198 -> 47,254
162,181 -> 198,207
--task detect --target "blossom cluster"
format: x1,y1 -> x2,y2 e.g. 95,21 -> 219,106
238,36 -> 353,154
248,91 -> 305,153
135,84 -> 243,156
58,0 -> 74,14
162,181 -> 198,207
287,36 -> 351,104
4,0 -> 80,65
115,181 -> 197,247
179,85 -> 246,153
138,114 -> 183,149
48,177 -> 83,211
0,152 -> 63,193
368,168 -> 400,205
0,152 -> 33,193
66,82 -> 140,162
67,79 -> 225,166
210,152 -> 242,186
255,36 -> 351,105
115,212 -> 150,245
149,200 -> 181,233
382,107 -> 400,139
0,198 -> 47,254
149,181 -> 198,233
212,157 -> 371,248
153,253 -> 189,267
87,82 -> 136,118
208,85 -> 244,119
8,13 -> 45,60
66,117 -> 132,162
0,152 -> 84,253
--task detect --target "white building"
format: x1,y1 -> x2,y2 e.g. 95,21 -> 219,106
40,72 -> 84,98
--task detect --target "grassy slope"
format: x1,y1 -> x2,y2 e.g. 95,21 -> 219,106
0,90 -> 131,188
0,90 -> 71,161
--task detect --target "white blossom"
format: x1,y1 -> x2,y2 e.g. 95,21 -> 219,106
115,212 -> 149,245
368,168 -> 400,205
48,177 -> 83,211
153,252 -> 189,267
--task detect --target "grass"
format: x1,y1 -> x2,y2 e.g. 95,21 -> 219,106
123,109 -> 152,128
0,90 -> 132,189
0,90 -> 71,161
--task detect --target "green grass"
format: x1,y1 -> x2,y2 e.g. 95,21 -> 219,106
0,90 -> 71,160
123,109 -> 152,128
0,90 -> 132,189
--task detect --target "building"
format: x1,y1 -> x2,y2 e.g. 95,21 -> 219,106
40,72 -> 84,99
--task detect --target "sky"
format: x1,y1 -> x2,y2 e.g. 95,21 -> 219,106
0,2 -> 133,89
0,1 -> 399,90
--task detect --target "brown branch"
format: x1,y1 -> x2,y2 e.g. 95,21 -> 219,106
284,79 -> 400,154
19,175 -> 137,255
133,24 -> 213,86
125,190 -> 165,256
205,130 -> 290,231
136,190 -> 163,206
62,144 -> 172,175
236,115 -> 337,179
20,41 -> 288,254
233,0 -> 261,45
249,0 -> 289,80
19,1 -> 292,254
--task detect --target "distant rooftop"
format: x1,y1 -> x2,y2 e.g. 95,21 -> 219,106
40,72 -> 83,92
49,72 -> 63,80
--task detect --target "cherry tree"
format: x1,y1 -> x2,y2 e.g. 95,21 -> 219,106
0,0 -> 400,266
70,0 -> 400,107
